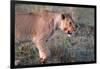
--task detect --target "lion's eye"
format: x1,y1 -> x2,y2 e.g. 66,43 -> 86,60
69,22 -> 72,25
64,28 -> 67,31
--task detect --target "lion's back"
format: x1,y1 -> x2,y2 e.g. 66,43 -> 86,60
15,11 -> 54,41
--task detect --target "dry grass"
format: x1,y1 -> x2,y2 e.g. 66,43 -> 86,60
15,4 -> 95,66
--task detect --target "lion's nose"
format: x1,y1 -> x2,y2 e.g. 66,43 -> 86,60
68,31 -> 72,34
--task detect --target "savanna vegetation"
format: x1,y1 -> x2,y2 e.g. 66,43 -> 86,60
15,4 -> 95,66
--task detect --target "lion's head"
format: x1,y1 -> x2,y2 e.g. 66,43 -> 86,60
58,14 -> 76,37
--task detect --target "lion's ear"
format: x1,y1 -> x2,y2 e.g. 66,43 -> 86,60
61,14 -> 65,20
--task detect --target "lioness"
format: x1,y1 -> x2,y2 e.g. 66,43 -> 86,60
15,10 -> 75,64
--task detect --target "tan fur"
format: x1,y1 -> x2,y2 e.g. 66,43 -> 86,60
15,10 -> 75,64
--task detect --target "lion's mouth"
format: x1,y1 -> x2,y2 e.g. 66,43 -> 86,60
63,28 -> 73,37
68,31 -> 72,34
67,31 -> 72,37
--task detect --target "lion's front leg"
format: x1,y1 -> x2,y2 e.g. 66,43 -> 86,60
34,39 -> 50,64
